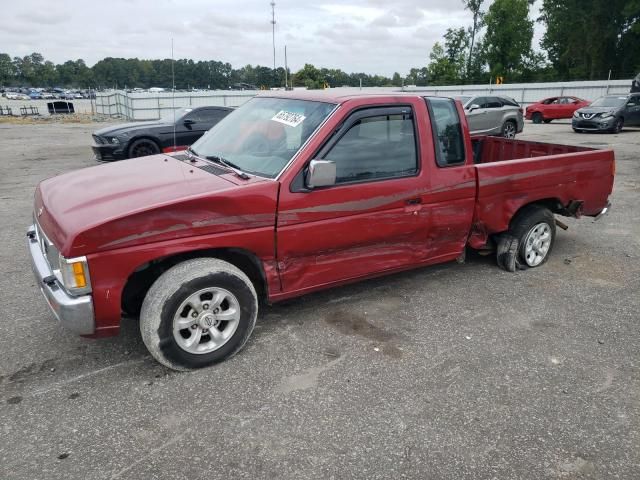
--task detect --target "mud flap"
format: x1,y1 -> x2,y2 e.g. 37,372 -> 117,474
496,234 -> 519,272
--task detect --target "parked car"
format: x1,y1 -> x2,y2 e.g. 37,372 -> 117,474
526,96 -> 590,123
572,93 -> 640,133
456,95 -> 524,138
28,92 -> 614,370
41,92 -> 55,99
28,91 -> 42,100
5,92 -> 20,100
92,106 -> 233,161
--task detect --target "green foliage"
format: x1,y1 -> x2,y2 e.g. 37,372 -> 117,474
482,0 -> 534,77
540,0 -> 640,80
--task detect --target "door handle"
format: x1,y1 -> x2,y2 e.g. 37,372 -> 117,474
405,198 -> 422,205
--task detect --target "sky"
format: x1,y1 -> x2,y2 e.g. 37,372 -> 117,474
1,0 -> 544,77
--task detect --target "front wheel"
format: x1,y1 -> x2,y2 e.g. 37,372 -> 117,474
613,118 -> 624,133
501,120 -> 517,139
531,112 -> 543,124
140,258 -> 258,370
128,138 -> 160,158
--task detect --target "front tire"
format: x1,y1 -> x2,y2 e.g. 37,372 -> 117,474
501,120 -> 517,139
532,112 -> 543,124
612,117 -> 624,133
140,258 -> 258,371
128,138 -> 161,158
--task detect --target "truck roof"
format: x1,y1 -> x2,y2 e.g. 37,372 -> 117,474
257,89 -> 432,105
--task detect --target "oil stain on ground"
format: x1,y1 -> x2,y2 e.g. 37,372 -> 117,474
324,310 -> 395,343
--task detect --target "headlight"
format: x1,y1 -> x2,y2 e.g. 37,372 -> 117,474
573,111 -> 580,118
109,137 -> 120,144
57,254 -> 92,295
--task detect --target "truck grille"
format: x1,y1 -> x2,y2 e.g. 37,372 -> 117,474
580,113 -> 598,119
35,220 -> 60,272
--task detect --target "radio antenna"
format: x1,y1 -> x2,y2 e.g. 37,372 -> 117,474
171,37 -> 176,152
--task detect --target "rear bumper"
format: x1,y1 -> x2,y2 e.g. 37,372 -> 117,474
27,225 -> 95,335
594,201 -> 612,221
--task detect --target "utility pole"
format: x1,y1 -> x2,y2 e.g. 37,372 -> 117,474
284,45 -> 288,89
270,1 -> 276,88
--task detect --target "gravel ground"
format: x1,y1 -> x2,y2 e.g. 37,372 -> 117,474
0,120 -> 638,479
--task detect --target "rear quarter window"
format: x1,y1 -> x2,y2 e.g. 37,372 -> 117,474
426,98 -> 465,167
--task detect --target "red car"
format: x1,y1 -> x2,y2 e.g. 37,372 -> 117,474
526,96 -> 590,123
27,92 -> 614,370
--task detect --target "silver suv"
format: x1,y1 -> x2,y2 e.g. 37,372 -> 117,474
456,95 -> 524,138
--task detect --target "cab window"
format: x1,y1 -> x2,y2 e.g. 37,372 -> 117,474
426,98 -> 465,167
323,109 -> 418,184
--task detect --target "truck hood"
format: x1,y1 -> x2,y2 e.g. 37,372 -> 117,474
93,121 -> 170,137
34,155 -> 278,256
576,106 -> 619,116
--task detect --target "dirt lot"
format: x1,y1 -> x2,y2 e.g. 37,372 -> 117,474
0,120 -> 638,479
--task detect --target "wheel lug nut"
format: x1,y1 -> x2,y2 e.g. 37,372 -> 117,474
214,308 -> 219,314
191,312 -> 198,318
203,304 -> 209,310
191,324 -> 197,329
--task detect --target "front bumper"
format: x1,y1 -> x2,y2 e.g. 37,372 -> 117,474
572,117 -> 615,131
27,225 -> 95,335
92,143 -> 127,161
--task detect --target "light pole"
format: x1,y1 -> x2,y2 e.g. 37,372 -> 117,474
270,1 -> 276,87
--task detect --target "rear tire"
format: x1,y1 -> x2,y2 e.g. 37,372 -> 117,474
501,120 -> 517,139
511,205 -> 556,269
140,258 -> 258,371
532,112 -> 543,124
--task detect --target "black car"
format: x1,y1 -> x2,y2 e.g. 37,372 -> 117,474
92,106 -> 233,161
572,93 -> 640,133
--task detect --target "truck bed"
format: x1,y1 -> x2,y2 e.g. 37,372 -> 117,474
471,136 -> 592,164
468,136 -> 615,242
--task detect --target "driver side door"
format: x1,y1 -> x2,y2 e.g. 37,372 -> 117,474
626,96 -> 640,125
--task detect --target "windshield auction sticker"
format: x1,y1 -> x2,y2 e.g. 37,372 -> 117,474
271,110 -> 306,127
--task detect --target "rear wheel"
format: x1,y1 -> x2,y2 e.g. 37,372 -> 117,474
497,205 -> 556,271
128,138 -> 160,158
140,258 -> 258,371
532,112 -> 543,124
501,120 -> 517,139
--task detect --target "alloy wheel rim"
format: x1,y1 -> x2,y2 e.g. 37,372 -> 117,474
504,123 -> 516,138
523,222 -> 552,266
172,287 -> 241,354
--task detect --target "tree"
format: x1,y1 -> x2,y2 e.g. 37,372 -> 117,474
0,53 -> 16,85
462,0 -> 485,80
540,0 -> 640,80
482,0 -> 534,79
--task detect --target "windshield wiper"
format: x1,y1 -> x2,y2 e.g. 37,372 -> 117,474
187,146 -> 198,156
205,155 -> 250,180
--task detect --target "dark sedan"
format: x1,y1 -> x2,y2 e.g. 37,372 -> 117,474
92,106 -> 233,161
572,93 -> 640,133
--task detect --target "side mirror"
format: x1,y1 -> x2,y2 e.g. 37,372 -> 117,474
183,118 -> 195,126
305,159 -> 336,189
468,104 -> 480,112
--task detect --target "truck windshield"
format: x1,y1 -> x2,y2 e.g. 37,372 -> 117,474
590,96 -> 627,107
190,97 -> 336,178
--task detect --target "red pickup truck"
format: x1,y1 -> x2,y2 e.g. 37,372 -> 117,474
28,92 -> 614,370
